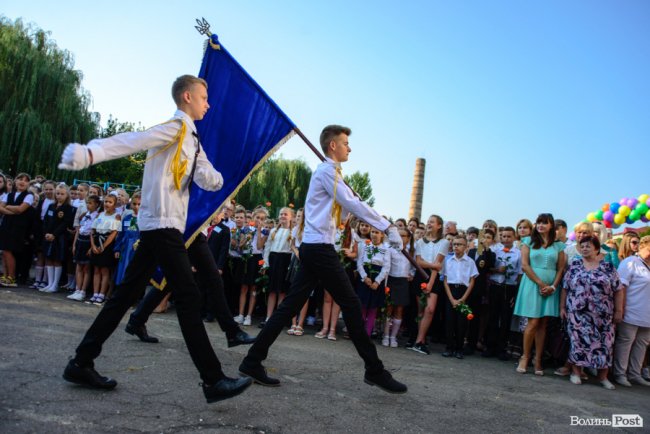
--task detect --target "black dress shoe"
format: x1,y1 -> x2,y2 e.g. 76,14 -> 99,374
202,376 -> 252,403
455,351 -> 464,360
238,362 -> 280,387
441,351 -> 454,358
227,330 -> 256,348
203,315 -> 216,323
125,323 -> 159,343
364,369 -> 407,394
63,360 -> 117,390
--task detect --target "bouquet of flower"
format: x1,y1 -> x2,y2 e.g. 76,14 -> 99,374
240,221 -> 257,263
363,239 -> 381,280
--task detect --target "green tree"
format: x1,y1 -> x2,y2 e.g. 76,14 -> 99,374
235,157 -> 312,217
86,116 -> 145,185
344,171 -> 375,207
0,17 -> 99,181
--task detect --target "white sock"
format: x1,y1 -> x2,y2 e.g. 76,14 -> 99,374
390,319 -> 402,339
43,266 -> 55,290
35,266 -> 44,283
384,317 -> 392,337
67,273 -> 75,287
51,266 -> 63,290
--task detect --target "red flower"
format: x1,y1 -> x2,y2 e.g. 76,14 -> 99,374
384,286 -> 390,295
365,239 -> 371,245
503,247 -> 511,253
420,282 -> 427,290
467,313 -> 475,321
258,259 -> 265,266
248,221 -> 256,227
265,201 -> 272,207
338,224 -> 345,230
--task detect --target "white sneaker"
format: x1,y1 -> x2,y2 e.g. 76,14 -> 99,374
233,315 -> 244,324
390,337 -> 398,348
381,336 -> 389,347
66,290 -> 79,299
243,315 -> 252,326
68,291 -> 85,301
43,286 -> 59,293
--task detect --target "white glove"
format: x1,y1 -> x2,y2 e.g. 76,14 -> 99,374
58,143 -> 90,171
386,225 -> 403,250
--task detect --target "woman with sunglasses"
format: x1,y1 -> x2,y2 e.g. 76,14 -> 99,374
618,232 -> 641,262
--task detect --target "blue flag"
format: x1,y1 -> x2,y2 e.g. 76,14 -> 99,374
186,32 -> 296,243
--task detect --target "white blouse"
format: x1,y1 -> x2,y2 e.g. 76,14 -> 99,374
92,212 -> 121,234
357,241 -> 391,283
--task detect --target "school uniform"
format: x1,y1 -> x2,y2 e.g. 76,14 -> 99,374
263,227 -> 292,294
242,157 -> 391,378
74,210 -> 98,264
466,246 -> 496,350
286,226 -> 302,284
71,109 -> 230,386
486,245 -> 522,355
89,212 -> 121,267
443,254 -> 479,352
243,228 -> 264,286
0,191 -> 35,253
356,241 -> 391,308
388,246 -> 415,307
42,202 -> 76,262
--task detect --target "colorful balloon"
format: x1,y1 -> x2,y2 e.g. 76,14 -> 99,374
614,214 -> 626,225
619,205 -> 631,217
610,203 -> 620,214
646,209 -> 650,220
602,203 -> 610,212
587,212 -> 597,222
603,210 -> 614,222
595,210 -> 604,220
639,194 -> 649,203
603,220 -> 612,228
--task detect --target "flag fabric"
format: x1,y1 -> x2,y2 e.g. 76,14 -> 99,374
186,32 -> 296,243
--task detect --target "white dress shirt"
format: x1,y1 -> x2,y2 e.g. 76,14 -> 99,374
86,110 -> 223,233
357,241 -> 391,283
302,158 -> 389,244
263,227 -> 292,264
389,246 -> 415,278
415,237 -> 450,263
489,245 -> 523,285
443,254 -> 479,286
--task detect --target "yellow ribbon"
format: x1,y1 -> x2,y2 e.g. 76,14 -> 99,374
128,119 -> 188,191
331,166 -> 343,227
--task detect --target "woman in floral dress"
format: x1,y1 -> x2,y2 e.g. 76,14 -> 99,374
561,235 -> 623,390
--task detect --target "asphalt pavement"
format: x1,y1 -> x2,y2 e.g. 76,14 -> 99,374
1,286 -> 648,433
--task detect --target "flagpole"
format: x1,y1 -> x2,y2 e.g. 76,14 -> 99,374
293,127 -> 430,281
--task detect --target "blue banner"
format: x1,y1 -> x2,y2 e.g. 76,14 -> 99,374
186,32 -> 296,242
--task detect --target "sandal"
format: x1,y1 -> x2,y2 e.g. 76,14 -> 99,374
294,326 -> 304,336
516,356 -> 529,374
327,333 -> 337,341
314,330 -> 327,339
287,325 -> 296,335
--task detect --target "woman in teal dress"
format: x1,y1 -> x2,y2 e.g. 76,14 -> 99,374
514,213 -> 566,375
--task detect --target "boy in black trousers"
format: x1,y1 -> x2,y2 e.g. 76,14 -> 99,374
239,125 -> 407,394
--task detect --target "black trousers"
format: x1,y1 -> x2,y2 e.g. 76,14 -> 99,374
242,243 -> 384,375
445,284 -> 468,352
129,233 -> 240,340
486,282 -> 518,354
74,229 -> 224,384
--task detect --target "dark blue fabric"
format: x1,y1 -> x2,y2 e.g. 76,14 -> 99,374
186,33 -> 296,241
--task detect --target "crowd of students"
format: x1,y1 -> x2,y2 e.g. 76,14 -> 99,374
1,170 -> 649,391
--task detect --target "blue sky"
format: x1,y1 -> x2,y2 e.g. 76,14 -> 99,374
4,0 -> 649,230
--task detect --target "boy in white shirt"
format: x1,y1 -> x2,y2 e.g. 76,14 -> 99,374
239,125 -> 407,394
442,236 -> 478,359
58,75 -> 251,403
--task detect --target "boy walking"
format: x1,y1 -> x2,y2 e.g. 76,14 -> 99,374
58,75 -> 252,403
239,125 -> 407,393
